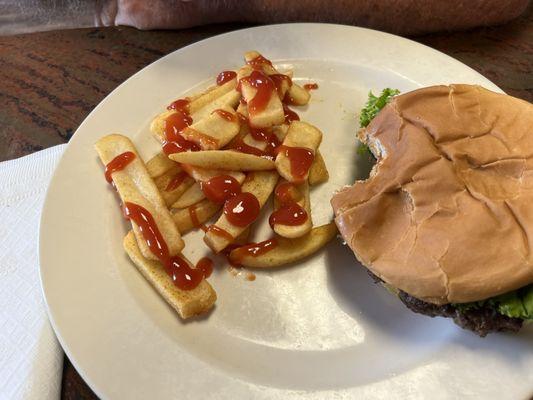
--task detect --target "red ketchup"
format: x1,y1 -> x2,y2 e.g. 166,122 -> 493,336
188,204 -> 201,228
122,202 -> 207,290
250,126 -> 282,158
182,128 -> 219,149
246,54 -> 273,69
221,243 -> 242,267
283,92 -> 298,105
216,70 -> 237,86
269,202 -> 307,227
269,74 -> 292,98
231,138 -> 265,157
283,104 -> 300,124
201,175 -> 241,203
165,171 -> 188,192
162,108 -> 198,155
230,238 -> 278,264
167,98 -> 190,112
249,127 -> 271,142
277,145 -> 315,182
275,181 -> 303,203
304,83 -> 319,91
105,151 -> 136,183
207,225 -> 234,242
196,257 -> 214,278
238,70 -> 275,115
269,182 -> 308,227
231,114 -> 280,159
224,192 -> 260,227
212,109 -> 237,122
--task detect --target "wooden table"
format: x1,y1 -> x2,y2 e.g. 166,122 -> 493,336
0,11 -> 531,399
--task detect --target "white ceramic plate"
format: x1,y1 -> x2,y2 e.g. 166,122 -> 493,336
40,24 -> 533,399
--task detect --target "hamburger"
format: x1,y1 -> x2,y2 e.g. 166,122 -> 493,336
331,84 -> 533,336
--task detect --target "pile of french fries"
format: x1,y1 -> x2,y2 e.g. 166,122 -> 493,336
95,51 -> 337,319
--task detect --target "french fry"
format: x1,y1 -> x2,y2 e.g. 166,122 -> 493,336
181,164 -> 245,184
191,89 -> 240,122
308,151 -> 329,186
229,223 -> 337,268
275,121 -> 323,182
150,110 -> 174,144
204,171 -> 279,252
170,166 -> 246,208
188,78 -> 237,115
171,182 -> 205,209
231,103 -> 288,150
244,51 -> 278,74
169,150 -> 275,171
236,101 -> 248,118
273,124 -> 289,142
286,83 -> 310,106
237,65 -> 284,128
123,231 -> 216,318
153,164 -> 195,207
146,151 -> 177,179
95,134 -> 184,259
244,51 -> 291,99
150,90 -> 241,145
244,50 -> 309,105
181,105 -> 240,150
272,180 -> 312,239
172,199 -> 221,234
234,226 -> 251,245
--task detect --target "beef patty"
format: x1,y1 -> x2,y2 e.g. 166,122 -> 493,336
366,270 -> 523,336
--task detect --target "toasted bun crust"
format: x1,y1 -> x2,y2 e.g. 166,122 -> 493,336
332,84 -> 533,304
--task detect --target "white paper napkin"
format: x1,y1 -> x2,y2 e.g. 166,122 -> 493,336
0,144 -> 67,400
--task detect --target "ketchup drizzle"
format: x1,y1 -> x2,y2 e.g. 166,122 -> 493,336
269,74 -> 292,98
277,146 -> 315,181
201,175 -> 241,204
269,202 -> 307,227
246,55 -> 273,69
216,70 -> 237,86
212,109 -> 237,122
304,83 -> 319,91
238,70 -> 275,115
182,128 -> 219,149
165,171 -> 188,191
167,98 -> 190,112
196,257 -> 214,278
231,138 -> 265,157
207,225 -> 234,242
269,182 -> 308,227
189,205 -> 201,228
231,114 -> 280,159
283,104 -> 300,124
163,107 -> 198,155
224,192 -> 261,227
122,202 -> 207,290
104,151 -> 135,183
230,238 -> 278,264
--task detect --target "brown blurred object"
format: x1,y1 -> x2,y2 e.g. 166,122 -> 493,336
105,0 -> 530,36
0,11 -> 530,400
0,0 -> 529,36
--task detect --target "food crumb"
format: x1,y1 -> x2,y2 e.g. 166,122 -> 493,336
246,272 -> 256,281
227,266 -> 256,281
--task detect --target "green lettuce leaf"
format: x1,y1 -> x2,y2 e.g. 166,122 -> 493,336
359,88 -> 400,128
454,284 -> 533,320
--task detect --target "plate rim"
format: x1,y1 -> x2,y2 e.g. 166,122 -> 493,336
38,23 -> 506,399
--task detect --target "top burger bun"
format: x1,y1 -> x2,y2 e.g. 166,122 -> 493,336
331,84 -> 533,304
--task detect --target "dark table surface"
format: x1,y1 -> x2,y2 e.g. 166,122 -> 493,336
0,10 -> 531,399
